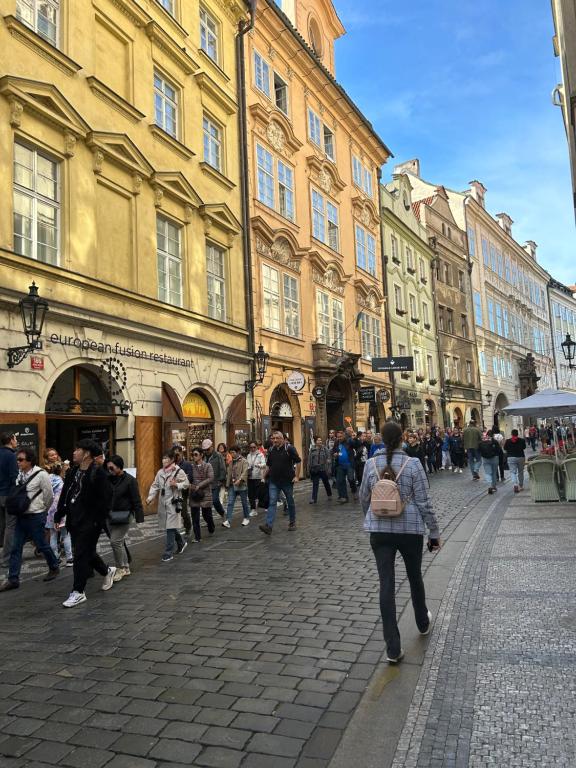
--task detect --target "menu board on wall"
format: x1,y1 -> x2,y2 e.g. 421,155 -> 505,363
186,422 -> 214,456
0,423 -> 39,456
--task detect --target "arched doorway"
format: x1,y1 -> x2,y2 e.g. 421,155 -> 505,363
45,364 -> 124,459
326,375 -> 354,431
493,393 -> 510,434
470,407 -> 481,425
453,407 -> 463,428
270,385 -> 296,443
181,389 -> 214,455
425,399 -> 436,429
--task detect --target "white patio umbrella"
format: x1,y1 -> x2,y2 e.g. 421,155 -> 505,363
502,389 -> 576,418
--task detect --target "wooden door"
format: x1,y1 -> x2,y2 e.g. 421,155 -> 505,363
135,416 -> 162,515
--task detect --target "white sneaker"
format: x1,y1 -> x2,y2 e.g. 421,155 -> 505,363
112,569 -> 124,583
249,510 -> 258,517
419,610 -> 433,636
222,520 -> 231,529
242,518 -> 250,526
63,591 -> 87,608
102,567 -> 116,591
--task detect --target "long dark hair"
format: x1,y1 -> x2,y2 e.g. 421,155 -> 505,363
382,421 -> 402,466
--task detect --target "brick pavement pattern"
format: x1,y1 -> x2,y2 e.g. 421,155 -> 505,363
0,471 -> 481,768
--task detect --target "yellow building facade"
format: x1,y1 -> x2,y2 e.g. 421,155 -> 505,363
381,174 -> 442,430
0,0 -> 250,498
244,0 -> 392,459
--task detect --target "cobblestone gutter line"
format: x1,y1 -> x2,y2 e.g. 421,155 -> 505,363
391,492 -> 506,768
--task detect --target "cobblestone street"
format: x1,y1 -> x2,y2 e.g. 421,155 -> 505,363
1,471 -> 575,767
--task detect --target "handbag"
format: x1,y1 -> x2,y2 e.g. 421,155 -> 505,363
190,490 -> 204,503
108,509 -> 131,525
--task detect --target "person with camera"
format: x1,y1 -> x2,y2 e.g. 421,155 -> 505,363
360,421 -> 441,664
188,447 -> 215,542
107,455 -> 144,581
146,449 -> 189,562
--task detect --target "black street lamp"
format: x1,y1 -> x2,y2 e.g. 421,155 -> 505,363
561,333 -> 576,370
485,390 -> 493,406
7,282 -> 49,368
245,344 -> 269,392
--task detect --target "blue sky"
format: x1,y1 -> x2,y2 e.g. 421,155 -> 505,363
333,0 -> 575,285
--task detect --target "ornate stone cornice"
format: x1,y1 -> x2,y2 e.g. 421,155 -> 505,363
255,235 -> 302,274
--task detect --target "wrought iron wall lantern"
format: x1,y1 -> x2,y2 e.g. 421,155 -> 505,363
7,282 -> 49,368
485,390 -> 493,406
561,333 -> 576,370
244,344 -> 270,392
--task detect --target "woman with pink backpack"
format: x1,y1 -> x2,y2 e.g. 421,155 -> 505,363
360,421 -> 441,664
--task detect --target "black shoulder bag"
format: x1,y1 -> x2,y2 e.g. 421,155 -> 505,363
6,470 -> 44,517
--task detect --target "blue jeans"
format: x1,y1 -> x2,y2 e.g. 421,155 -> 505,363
226,486 -> 249,523
335,465 -> 355,500
266,482 -> 296,527
211,487 -> 225,517
507,457 -> 525,488
165,528 -> 183,556
483,456 -> 499,489
311,471 -> 332,502
8,512 -> 59,584
467,448 -> 481,476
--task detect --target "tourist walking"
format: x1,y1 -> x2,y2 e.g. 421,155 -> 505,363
360,421 -> 441,664
55,439 -> 116,607
504,430 -> 527,493
146,449 -> 189,562
463,420 -> 482,479
332,430 -> 357,503
449,429 -> 465,473
440,430 -> 452,471
308,436 -> 332,504
223,445 -> 250,528
107,455 -> 144,581
0,432 -> 18,569
45,462 -> 72,566
188,447 -> 215,541
202,439 -> 226,519
479,431 -> 501,494
246,441 -> 266,516
259,431 -> 301,534
0,448 -> 59,592
173,446 -> 193,537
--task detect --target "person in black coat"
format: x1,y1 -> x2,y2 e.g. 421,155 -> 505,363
107,455 -> 144,581
55,439 -> 115,608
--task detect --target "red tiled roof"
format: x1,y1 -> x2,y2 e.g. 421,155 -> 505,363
412,196 -> 434,221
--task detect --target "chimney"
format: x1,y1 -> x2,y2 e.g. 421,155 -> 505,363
393,158 -> 420,178
524,240 -> 538,259
496,212 -> 513,236
468,180 -> 486,208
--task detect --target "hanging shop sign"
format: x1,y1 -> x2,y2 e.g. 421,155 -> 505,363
312,385 -> 326,399
371,356 -> 414,372
377,388 -> 390,403
286,371 -> 306,392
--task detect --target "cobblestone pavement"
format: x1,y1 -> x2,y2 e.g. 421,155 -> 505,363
0,470 -> 485,768
387,489 -> 576,768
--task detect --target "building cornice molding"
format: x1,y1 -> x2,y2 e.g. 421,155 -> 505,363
3,15 -> 82,76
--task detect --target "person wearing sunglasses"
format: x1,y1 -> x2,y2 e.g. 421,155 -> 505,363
0,448 -> 59,592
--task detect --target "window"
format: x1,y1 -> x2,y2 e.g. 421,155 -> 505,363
262,264 -> 301,336
278,161 -> 294,221
461,314 -> 468,338
504,256 -> 511,282
154,71 -> 178,138
423,302 -> 430,325
503,308 -> 509,338
438,306 -> 445,332
312,189 -> 339,250
391,235 -> 399,261
427,355 -> 434,380
406,247 -> 414,270
443,355 -> 451,379
481,237 -> 489,267
446,308 -> 454,334
256,144 -> 274,208
495,303 -> 503,336
499,357 -> 506,377
443,262 -> 451,285
17,0 -> 59,46
316,291 -> 344,348
466,360 -> 472,383
419,257 -> 426,281
254,51 -> 271,97
487,299 -> 495,332
453,358 -> 460,381
506,360 -> 512,379
473,291 -> 482,326
479,350 -> 486,374
409,294 -> 418,320
355,224 -> 376,275
283,274 -> 300,337
398,343 -> 407,356
467,226 -> 476,257
262,263 -> 280,331
496,251 -> 503,277
308,108 -> 321,146
13,142 -> 59,264
359,313 -> 381,359
352,155 -> 373,196
206,242 -> 226,321
157,0 -> 174,14
200,7 -> 219,61
394,284 -> 403,312
492,356 -> 498,377
274,72 -> 288,114
203,116 -> 222,171
458,270 -> 465,292
414,349 -> 422,375
323,125 -> 335,161
156,216 -> 182,307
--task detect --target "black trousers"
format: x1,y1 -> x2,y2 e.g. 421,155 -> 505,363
370,532 -> 429,657
247,479 -> 261,510
70,525 -> 109,593
190,506 -> 215,541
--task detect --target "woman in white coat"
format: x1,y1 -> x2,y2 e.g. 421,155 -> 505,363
146,449 -> 190,562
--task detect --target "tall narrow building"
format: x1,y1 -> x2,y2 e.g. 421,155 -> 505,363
243,0 -> 392,459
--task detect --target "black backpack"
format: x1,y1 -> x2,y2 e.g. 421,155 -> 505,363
6,470 -> 43,517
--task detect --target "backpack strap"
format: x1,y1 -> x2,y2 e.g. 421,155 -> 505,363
395,458 -> 410,482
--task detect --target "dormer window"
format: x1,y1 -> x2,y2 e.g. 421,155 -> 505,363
309,17 -> 323,58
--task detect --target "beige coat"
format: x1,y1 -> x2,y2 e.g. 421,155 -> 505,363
147,465 -> 189,530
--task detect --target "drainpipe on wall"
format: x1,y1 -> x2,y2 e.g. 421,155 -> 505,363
377,168 -> 396,421
428,236 -> 448,428
237,2 -> 256,437
546,281 -> 561,389
463,196 -> 484,426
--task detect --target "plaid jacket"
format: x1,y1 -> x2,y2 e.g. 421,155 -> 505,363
360,450 -> 440,537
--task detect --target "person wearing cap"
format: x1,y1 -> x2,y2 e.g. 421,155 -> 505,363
202,439 -> 226,518
54,439 -> 115,608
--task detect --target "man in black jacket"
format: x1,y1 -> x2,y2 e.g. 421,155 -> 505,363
55,439 -> 115,608
0,432 -> 18,568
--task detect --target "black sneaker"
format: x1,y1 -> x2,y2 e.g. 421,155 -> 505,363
259,523 -> 272,535
43,568 -> 60,582
288,522 -> 296,531
0,580 -> 19,592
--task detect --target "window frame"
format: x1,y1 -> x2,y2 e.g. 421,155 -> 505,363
316,289 -> 344,348
359,312 -> 381,359
156,214 -> 183,308
203,114 -> 223,172
254,50 -> 271,97
154,69 -> 179,139
311,187 -> 339,252
200,6 -> 219,62
16,0 -> 59,47
206,240 -> 227,321
273,71 -> 289,115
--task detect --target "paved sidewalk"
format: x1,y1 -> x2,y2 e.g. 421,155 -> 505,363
0,470 -> 484,768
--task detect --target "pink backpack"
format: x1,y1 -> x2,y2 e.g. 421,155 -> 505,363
370,458 -> 411,518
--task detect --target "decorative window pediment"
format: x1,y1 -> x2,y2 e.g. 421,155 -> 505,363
252,217 -> 306,273
355,279 -> 383,309
146,21 -> 199,74
309,251 -> 350,296
249,103 -> 302,156
306,154 -> 346,197
152,171 -> 203,211
200,202 -> 241,237
0,76 -> 89,137
352,195 -> 379,231
87,131 -> 154,178
195,70 -> 237,115
92,0 -> 151,28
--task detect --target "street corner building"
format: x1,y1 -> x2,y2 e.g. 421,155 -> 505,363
243,0 -> 393,460
0,0 -> 254,504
